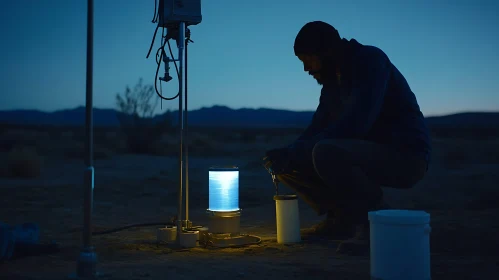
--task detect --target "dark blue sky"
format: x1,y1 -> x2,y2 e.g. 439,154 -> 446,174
1,0 -> 498,116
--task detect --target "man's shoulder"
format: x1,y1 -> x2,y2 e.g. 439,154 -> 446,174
353,43 -> 390,66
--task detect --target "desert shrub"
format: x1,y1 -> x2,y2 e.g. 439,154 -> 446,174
6,146 -> 42,178
115,78 -> 174,154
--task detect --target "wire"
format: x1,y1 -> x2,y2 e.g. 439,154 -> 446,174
90,222 -> 262,250
150,34 -> 179,101
146,2 -> 181,101
152,0 -> 157,23
152,29 -> 180,100
91,222 -> 176,236
146,25 -> 159,59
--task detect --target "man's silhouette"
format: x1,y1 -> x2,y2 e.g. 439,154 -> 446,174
263,21 -> 431,254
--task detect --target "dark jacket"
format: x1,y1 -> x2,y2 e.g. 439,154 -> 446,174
291,39 -> 432,165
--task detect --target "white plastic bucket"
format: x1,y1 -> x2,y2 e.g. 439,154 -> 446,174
274,195 -> 301,244
368,210 -> 431,280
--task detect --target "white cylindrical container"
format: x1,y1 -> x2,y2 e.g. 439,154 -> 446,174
179,230 -> 199,248
368,210 -> 431,280
274,195 -> 301,244
157,226 -> 177,243
207,209 -> 241,234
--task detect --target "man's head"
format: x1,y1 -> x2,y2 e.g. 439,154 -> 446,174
294,21 -> 344,85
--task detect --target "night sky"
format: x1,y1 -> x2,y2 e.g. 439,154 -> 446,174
1,0 -> 498,117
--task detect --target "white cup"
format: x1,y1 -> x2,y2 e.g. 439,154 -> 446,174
274,195 -> 301,244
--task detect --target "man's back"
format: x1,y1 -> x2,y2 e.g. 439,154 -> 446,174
358,43 -> 432,159
306,39 -> 432,161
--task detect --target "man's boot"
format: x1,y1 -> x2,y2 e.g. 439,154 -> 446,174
301,208 -> 355,240
336,200 -> 391,255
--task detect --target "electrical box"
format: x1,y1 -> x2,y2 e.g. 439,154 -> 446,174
158,0 -> 202,27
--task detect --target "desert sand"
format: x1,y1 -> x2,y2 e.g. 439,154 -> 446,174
0,125 -> 498,279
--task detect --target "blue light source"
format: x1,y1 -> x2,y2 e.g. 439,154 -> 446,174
208,167 -> 239,212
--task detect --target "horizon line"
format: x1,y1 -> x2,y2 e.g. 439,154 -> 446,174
1,105 -> 498,119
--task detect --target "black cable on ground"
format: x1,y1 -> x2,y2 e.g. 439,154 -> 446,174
91,222 -> 176,236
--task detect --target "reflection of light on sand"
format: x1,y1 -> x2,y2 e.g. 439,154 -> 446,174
208,171 -> 239,212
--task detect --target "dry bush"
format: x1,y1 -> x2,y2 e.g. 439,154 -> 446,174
115,78 -> 175,155
5,146 -> 42,178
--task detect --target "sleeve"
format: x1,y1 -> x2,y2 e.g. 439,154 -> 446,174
295,102 -> 324,142
287,95 -> 327,166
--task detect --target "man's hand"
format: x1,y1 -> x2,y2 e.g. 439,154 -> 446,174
263,147 -> 290,175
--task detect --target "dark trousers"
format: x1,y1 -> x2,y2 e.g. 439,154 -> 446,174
276,139 -> 428,220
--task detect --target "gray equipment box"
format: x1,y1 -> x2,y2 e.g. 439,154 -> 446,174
158,0 -> 202,26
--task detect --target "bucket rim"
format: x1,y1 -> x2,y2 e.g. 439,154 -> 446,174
368,209 -> 430,225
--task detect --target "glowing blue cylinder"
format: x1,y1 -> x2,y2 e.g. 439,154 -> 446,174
208,167 -> 239,212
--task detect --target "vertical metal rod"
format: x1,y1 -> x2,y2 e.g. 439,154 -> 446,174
74,0 -> 98,277
83,0 -> 94,252
184,30 -> 189,223
177,22 -> 186,238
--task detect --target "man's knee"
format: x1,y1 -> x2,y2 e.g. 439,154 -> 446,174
312,139 -> 352,172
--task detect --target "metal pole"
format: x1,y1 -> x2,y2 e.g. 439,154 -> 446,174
184,29 -> 189,223
75,0 -> 98,277
177,22 -> 186,239
83,0 -> 94,250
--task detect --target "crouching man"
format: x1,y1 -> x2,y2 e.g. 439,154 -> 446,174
263,21 -> 431,255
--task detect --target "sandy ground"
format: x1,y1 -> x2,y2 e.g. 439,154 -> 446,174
1,136 -> 499,279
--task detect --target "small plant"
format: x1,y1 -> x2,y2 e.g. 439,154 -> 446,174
6,146 -> 42,178
115,78 -> 174,154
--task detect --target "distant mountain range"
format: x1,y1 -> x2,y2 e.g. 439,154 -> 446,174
0,105 -> 498,128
